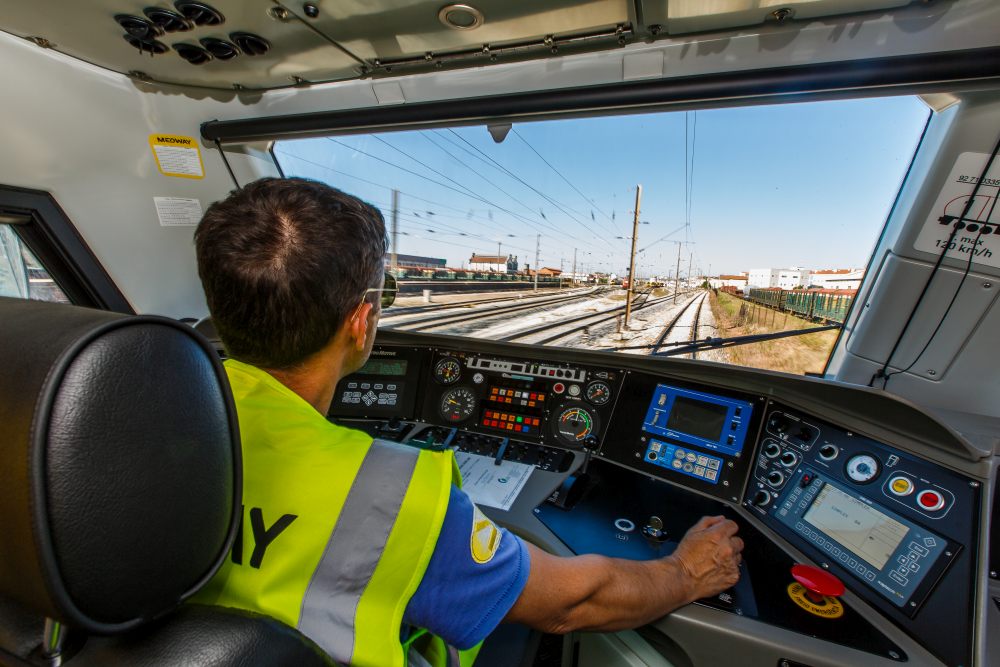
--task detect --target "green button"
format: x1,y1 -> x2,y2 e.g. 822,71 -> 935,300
516,416 -> 523,423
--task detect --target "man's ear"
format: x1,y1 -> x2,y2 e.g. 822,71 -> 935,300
349,302 -> 374,351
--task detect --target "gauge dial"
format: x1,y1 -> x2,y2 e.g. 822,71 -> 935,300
845,453 -> 881,484
439,387 -> 476,423
556,406 -> 595,444
585,380 -> 612,406
433,357 -> 462,385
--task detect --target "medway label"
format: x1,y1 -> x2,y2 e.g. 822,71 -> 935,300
149,134 -> 204,179
913,152 -> 999,268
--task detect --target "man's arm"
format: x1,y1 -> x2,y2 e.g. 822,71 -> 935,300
503,515 -> 743,634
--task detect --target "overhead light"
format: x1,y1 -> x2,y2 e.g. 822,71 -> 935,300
438,4 -> 484,30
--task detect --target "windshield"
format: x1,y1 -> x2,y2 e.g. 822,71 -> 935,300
275,97 -> 929,376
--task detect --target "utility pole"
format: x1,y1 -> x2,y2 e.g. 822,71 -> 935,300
673,241 -> 682,303
497,241 -> 502,274
533,234 -> 540,292
571,247 -> 577,287
688,251 -> 693,286
390,189 -> 399,274
624,185 -> 642,329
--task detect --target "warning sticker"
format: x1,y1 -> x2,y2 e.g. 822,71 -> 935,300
149,134 -> 204,179
154,197 -> 203,226
786,582 -> 844,619
913,152 -> 999,268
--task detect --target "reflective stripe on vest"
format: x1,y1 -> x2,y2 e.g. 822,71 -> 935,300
298,441 -> 419,663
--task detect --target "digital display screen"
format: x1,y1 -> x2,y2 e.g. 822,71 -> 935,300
666,396 -> 728,442
355,359 -> 408,376
804,484 -> 909,570
642,384 -> 753,457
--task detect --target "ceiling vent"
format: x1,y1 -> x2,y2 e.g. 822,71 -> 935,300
173,1 -> 225,27
115,14 -> 163,40
144,7 -> 193,33
123,34 -> 169,55
200,37 -> 239,60
174,42 -> 213,64
438,4 -> 484,30
229,32 -> 270,56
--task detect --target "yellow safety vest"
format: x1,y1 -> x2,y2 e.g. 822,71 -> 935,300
195,359 -> 478,667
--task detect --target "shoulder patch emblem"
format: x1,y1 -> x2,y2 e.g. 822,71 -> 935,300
471,506 -> 501,564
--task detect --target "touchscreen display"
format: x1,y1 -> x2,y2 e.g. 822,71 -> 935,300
666,396 -> 728,442
804,483 -> 909,570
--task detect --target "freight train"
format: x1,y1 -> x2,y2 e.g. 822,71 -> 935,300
729,287 -> 857,325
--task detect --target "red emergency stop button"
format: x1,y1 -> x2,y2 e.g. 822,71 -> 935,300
791,564 -> 844,600
917,489 -> 945,512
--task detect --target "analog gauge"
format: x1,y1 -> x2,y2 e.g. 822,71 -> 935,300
556,406 -> 595,445
439,387 -> 476,423
433,357 -> 462,385
585,380 -> 612,406
845,453 -> 881,484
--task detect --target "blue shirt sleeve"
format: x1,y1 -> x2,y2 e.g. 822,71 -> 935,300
404,485 -> 531,650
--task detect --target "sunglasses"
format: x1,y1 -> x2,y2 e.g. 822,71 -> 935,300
361,273 -> 398,308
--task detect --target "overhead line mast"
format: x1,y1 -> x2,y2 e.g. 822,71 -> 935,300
624,184 -> 642,329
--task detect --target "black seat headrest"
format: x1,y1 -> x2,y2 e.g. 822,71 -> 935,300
0,297 -> 241,633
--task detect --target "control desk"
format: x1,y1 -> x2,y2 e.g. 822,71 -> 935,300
327,339 -> 986,667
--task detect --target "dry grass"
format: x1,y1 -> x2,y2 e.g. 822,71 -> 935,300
709,292 -> 840,376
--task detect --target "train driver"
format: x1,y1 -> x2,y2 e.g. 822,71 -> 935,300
191,177 -> 744,667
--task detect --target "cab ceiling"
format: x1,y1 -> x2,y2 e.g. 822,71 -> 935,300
4,0 -> 919,91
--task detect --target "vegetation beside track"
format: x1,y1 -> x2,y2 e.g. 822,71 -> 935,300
709,291 -> 839,375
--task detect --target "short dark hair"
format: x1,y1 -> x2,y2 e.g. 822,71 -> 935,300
195,177 -> 387,369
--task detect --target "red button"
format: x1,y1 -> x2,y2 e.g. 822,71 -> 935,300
553,383 -> 565,394
917,489 -> 945,511
791,564 -> 844,599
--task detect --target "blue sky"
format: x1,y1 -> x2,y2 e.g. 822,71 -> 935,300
275,96 -> 929,278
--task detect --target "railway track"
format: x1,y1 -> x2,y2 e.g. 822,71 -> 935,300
384,287 -> 605,332
385,286 -> 598,317
501,289 -> 697,345
649,293 -> 708,358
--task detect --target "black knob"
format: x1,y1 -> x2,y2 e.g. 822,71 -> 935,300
752,490 -> 771,507
819,444 -> 839,461
767,470 -> 785,487
764,442 -> 781,458
780,451 -> 798,468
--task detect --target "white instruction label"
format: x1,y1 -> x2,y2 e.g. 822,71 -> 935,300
154,197 -> 203,227
149,134 -> 204,179
913,152 -> 1000,268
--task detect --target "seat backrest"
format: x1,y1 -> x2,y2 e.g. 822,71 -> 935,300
0,297 -> 334,666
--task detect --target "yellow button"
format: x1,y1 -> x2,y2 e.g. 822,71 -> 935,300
890,477 -> 912,496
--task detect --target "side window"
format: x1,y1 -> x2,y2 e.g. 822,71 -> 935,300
1,224 -> 70,303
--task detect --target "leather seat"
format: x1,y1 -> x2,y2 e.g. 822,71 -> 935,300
0,297 -> 335,666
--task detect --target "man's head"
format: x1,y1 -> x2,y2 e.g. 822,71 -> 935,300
195,177 -> 387,372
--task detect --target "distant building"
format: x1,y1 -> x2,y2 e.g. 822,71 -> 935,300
709,274 -> 749,289
811,268 -> 864,290
748,267 -> 810,289
747,268 -> 781,288
527,267 -> 562,277
469,254 -> 518,273
777,268 -> 811,290
387,253 -> 446,269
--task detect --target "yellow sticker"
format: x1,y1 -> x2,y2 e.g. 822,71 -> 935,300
149,134 -> 204,179
787,582 -> 844,619
470,507 -> 501,564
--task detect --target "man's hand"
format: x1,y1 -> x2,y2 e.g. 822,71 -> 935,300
668,515 -> 744,603
504,515 -> 744,634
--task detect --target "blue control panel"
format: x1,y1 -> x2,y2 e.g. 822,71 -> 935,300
642,384 -> 754,457
643,439 -> 724,484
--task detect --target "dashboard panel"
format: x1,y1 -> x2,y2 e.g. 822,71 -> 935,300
327,339 -> 986,667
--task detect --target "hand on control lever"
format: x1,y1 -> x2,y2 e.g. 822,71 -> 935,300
669,515 -> 744,603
